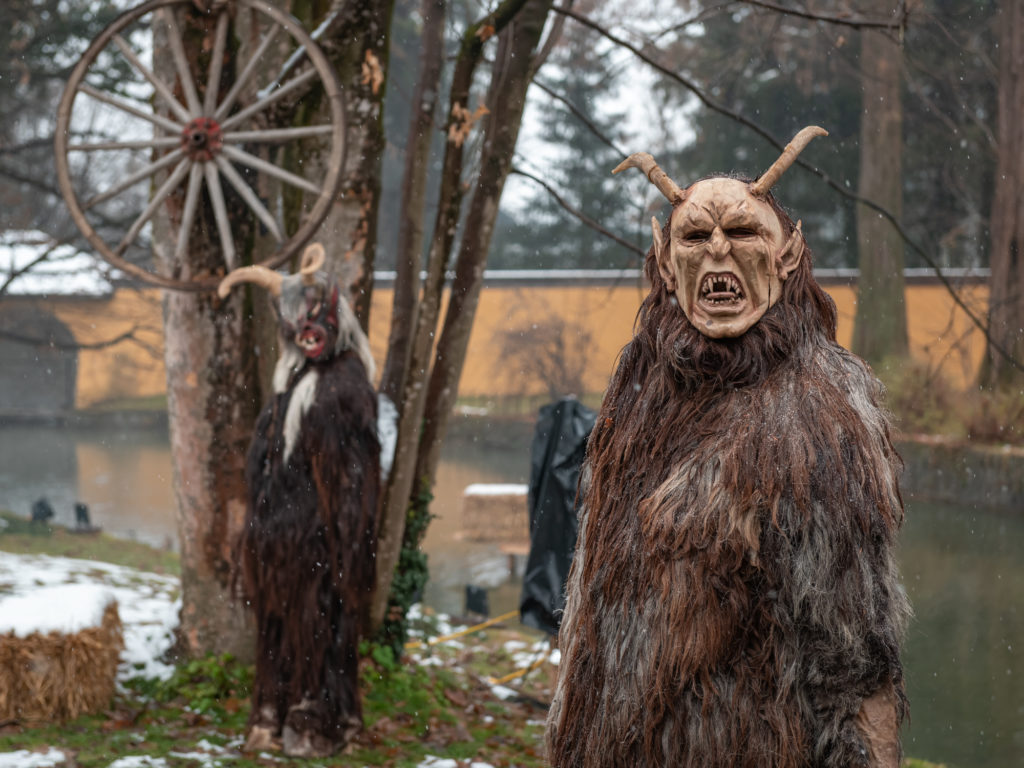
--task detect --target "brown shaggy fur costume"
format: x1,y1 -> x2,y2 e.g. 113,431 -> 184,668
547,193 -> 910,768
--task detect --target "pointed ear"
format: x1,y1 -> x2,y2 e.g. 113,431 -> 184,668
651,216 -> 675,291
776,220 -> 804,280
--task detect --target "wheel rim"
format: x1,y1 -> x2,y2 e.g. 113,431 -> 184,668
54,0 -> 346,292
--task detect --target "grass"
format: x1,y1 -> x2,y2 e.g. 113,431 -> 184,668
0,635 -> 551,767
0,511 -> 948,768
0,509 -> 179,575
0,514 -> 551,767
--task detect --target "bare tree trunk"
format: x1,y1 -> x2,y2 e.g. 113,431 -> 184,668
379,0 -> 446,404
163,281 -> 259,659
416,0 -> 555,486
150,9 -> 259,660
981,0 -> 1024,388
853,17 -> 908,365
371,0 -> 534,629
158,0 -> 391,657
294,0 -> 393,326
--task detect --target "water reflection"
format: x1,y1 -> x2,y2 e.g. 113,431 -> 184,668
0,421 -> 1021,766
900,501 -> 1024,768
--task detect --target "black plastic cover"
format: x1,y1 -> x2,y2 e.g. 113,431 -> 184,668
519,398 -> 596,636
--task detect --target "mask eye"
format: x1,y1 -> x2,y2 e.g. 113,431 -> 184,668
682,230 -> 709,244
726,227 -> 757,239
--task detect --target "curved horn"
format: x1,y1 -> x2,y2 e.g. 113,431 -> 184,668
612,152 -> 685,205
300,242 -> 325,285
216,265 -> 283,299
750,125 -> 828,198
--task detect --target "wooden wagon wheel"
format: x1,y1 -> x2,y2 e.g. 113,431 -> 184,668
54,0 -> 345,292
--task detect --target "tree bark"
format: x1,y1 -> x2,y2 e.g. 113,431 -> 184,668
158,0 -> 391,657
291,0 -> 393,327
151,8 -> 260,660
981,0 -> 1024,388
371,0 -> 534,629
163,283 -> 259,659
416,0 -> 555,486
379,0 -> 446,405
853,18 -> 908,365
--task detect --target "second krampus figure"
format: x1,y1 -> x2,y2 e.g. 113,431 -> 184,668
547,128 -> 911,768
219,245 -> 380,758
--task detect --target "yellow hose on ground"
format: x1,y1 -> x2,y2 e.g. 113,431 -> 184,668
487,654 -> 548,686
404,610 -> 519,650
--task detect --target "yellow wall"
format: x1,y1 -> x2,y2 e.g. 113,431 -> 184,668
48,290 -> 166,408
825,280 -> 989,389
36,277 -> 990,408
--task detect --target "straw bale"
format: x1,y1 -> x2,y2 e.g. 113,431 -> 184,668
0,601 -> 123,723
461,485 -> 530,546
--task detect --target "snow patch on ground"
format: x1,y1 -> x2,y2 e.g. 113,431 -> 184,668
418,757 -> 495,768
106,758 -> 170,768
0,748 -> 68,767
0,553 -> 180,681
0,584 -> 116,636
463,483 -> 528,496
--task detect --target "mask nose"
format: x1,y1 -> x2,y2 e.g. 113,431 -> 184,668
707,227 -> 730,260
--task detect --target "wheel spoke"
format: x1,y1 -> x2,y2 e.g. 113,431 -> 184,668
56,0 -> 347,291
203,162 -> 237,268
80,83 -> 183,134
213,24 -> 281,122
219,68 -> 318,132
221,144 -> 320,195
70,137 -> 181,151
204,10 -> 230,116
84,148 -> 184,210
174,162 -> 205,261
112,34 -> 193,124
116,157 -> 192,255
214,157 -> 284,242
223,125 -> 335,143
160,7 -> 203,117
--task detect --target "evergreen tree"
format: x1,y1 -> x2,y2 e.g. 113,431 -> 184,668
491,24 -> 645,269
0,0 -> 122,232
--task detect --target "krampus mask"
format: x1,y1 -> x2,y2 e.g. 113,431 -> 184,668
218,243 -> 375,385
618,127 -> 819,339
219,245 -> 379,758
547,128 -> 910,768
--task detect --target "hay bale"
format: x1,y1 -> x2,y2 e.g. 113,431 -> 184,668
461,483 -> 530,546
0,584 -> 123,723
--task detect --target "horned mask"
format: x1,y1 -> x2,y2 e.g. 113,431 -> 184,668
217,243 -> 373,378
614,126 -> 827,339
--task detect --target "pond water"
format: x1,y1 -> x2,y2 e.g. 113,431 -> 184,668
0,419 -> 1021,768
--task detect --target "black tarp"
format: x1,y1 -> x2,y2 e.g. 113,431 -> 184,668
519,398 -> 596,636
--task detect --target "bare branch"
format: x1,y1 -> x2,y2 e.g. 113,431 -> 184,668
0,325 -> 161,357
511,166 -> 645,258
531,80 -> 626,156
0,246 -> 55,297
736,0 -> 907,32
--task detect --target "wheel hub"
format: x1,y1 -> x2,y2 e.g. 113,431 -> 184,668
181,117 -> 223,161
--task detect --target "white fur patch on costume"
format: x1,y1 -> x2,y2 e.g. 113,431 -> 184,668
283,370 -> 319,463
273,344 -> 305,394
334,300 -> 376,381
377,393 -> 398,479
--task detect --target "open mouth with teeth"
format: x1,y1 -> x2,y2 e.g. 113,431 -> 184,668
297,325 -> 328,359
699,272 -> 745,311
